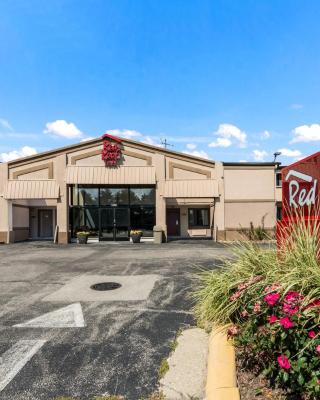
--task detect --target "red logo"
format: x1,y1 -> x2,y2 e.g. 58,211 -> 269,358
101,134 -> 122,167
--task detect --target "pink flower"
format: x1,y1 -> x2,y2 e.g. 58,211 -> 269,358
282,302 -> 299,315
241,310 -> 249,317
264,293 -> 280,306
253,301 -> 261,313
277,354 -> 291,369
230,291 -> 242,301
267,315 -> 279,324
227,325 -> 239,337
264,283 -> 281,294
309,331 -> 316,339
316,345 -> 320,354
280,316 -> 294,329
284,291 -> 304,304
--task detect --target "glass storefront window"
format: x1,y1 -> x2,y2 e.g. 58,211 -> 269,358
100,188 -> 129,206
130,188 -> 155,205
74,187 -> 99,206
130,206 -> 155,237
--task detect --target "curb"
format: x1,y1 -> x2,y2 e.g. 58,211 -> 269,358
206,326 -> 240,400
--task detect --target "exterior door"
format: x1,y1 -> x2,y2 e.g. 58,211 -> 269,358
166,208 -> 180,236
38,209 -> 53,238
100,208 -> 129,241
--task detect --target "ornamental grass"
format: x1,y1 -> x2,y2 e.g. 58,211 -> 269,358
193,211 -> 320,397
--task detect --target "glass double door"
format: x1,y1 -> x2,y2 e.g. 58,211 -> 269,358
100,207 -> 130,241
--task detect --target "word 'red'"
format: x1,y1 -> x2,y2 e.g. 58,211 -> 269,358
285,170 -> 318,208
101,134 -> 122,167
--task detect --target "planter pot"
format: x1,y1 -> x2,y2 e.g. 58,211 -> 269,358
77,235 -> 88,244
131,234 -> 142,243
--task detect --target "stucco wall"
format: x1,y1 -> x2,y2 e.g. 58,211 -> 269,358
224,167 -> 275,200
224,201 -> 276,229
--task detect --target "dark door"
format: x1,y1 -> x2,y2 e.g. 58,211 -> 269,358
38,209 -> 53,238
100,208 -> 130,241
166,208 -> 180,236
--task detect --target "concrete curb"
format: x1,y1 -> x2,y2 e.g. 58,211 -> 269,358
206,326 -> 240,400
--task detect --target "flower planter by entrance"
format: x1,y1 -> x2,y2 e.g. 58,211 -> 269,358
130,230 -> 143,243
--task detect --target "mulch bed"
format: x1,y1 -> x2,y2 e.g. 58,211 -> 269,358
236,350 -> 301,400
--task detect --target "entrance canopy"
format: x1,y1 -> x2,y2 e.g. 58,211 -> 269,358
163,179 -> 219,198
66,166 -> 156,185
4,180 -> 60,200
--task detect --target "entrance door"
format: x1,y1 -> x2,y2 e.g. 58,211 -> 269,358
38,209 -> 53,238
100,208 -> 130,241
166,208 -> 180,236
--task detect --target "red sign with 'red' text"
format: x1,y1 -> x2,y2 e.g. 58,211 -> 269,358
281,151 -> 320,220
101,134 -> 122,167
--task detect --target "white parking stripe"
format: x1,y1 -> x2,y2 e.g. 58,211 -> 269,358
0,339 -> 46,392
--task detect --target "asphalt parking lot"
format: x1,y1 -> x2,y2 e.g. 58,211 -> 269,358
0,240 -> 231,400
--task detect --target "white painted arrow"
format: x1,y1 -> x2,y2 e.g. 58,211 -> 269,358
0,339 -> 46,392
14,303 -> 85,328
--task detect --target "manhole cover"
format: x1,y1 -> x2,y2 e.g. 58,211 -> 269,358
90,282 -> 122,291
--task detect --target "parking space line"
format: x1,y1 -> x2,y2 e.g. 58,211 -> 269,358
0,339 -> 47,392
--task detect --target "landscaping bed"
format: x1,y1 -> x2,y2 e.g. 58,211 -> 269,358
194,216 -> 320,399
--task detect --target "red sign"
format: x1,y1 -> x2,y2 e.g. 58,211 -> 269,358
281,152 -> 320,220
101,134 -> 122,167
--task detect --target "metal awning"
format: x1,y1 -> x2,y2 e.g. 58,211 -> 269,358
66,166 -> 156,185
163,179 -> 219,198
4,180 -> 60,199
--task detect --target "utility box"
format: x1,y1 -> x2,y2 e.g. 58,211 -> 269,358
153,225 -> 163,244
277,151 -> 320,242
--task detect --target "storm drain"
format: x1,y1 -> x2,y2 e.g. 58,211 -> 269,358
90,282 -> 122,291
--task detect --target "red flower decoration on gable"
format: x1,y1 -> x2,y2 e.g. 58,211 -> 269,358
101,134 -> 122,167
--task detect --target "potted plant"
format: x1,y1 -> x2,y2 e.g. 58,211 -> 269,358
76,231 -> 90,244
130,230 -> 143,243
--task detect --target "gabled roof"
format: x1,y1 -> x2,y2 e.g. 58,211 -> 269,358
8,134 -> 216,167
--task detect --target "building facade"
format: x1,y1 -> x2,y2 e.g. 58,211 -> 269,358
0,135 -> 282,244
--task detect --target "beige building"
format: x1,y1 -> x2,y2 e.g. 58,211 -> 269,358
0,135 -> 282,244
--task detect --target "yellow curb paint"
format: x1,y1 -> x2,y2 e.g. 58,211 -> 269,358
206,326 -> 240,400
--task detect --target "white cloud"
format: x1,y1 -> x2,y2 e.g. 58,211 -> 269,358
186,143 -> 197,150
261,130 -> 271,139
290,104 -> 303,110
278,148 -> 302,158
80,136 -> 95,142
0,146 -> 37,162
209,123 -> 247,148
252,149 -> 268,161
239,160 -> 248,162
107,129 -> 142,140
44,120 -> 83,139
0,118 -> 13,131
291,124 -> 320,143
209,137 -> 232,148
183,149 -> 209,159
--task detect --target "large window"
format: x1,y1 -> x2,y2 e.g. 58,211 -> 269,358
70,185 -> 155,239
100,188 -> 129,206
188,208 -> 210,228
130,188 -> 155,205
130,206 -> 155,237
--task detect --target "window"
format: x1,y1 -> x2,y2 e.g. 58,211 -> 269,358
100,188 -> 129,206
130,206 -> 155,236
130,188 -> 155,205
277,205 -> 282,221
276,172 -> 282,187
75,186 -> 99,206
188,208 -> 210,228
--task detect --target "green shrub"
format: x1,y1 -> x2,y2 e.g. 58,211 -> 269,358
193,215 -> 320,397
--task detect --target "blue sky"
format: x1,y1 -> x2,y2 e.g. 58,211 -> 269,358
1,0 -> 320,164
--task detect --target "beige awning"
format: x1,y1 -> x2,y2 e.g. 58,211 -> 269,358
4,180 -> 60,199
66,166 -> 156,185
163,179 -> 219,198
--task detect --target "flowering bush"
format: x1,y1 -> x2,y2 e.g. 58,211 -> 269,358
232,283 -> 320,396
194,215 -> 320,398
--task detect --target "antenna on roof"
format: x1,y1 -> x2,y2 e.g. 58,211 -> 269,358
273,151 -> 282,162
160,138 -> 174,149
